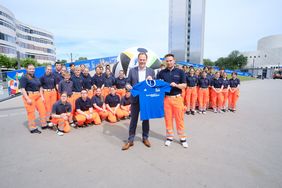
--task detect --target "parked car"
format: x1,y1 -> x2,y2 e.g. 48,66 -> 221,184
273,70 -> 282,79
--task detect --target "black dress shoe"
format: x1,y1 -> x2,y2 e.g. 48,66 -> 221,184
191,111 -> 195,115
30,129 -> 41,134
185,111 -> 191,115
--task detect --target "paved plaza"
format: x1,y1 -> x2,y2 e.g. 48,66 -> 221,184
0,79 -> 281,188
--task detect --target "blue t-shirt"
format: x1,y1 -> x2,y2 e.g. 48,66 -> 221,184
131,79 -> 171,120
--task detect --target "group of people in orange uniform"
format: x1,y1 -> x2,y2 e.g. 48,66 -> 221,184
20,58 -> 240,144
20,63 -> 132,135
179,66 -> 240,115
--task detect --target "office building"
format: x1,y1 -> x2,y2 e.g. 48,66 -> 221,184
0,4 -> 55,64
169,0 -> 206,64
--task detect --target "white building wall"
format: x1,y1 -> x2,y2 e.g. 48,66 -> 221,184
0,4 -> 55,64
242,34 -> 282,68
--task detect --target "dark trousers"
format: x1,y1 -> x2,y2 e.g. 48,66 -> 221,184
128,101 -> 149,142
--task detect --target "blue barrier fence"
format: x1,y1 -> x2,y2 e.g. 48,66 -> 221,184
176,61 -> 252,77
5,56 -> 117,96
4,55 -> 250,96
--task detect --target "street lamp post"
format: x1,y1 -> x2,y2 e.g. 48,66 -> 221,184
252,56 -> 256,77
17,51 -> 21,69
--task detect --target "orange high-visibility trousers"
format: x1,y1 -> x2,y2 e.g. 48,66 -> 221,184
71,93 -> 81,114
181,88 -> 186,99
51,117 -> 71,133
102,87 -> 110,98
116,89 -> 126,99
196,86 -> 200,108
228,89 -> 239,110
120,105 -> 130,117
221,89 -> 229,110
94,109 -> 109,121
107,107 -> 125,123
185,87 -> 197,111
57,92 -> 61,100
87,89 -> 94,99
43,90 -> 57,119
75,110 -> 101,126
198,88 -> 209,110
164,96 -> 186,139
209,87 -> 213,108
121,105 -> 130,116
211,89 -> 223,110
22,93 -> 47,131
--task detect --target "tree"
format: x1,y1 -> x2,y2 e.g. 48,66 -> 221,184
57,59 -> 67,64
20,58 -> 39,68
0,55 -> 19,69
77,57 -> 88,61
215,50 -> 248,70
228,50 -> 247,69
203,59 -> 215,66
9,58 -> 18,69
41,62 -> 52,67
215,57 -> 228,69
0,54 -> 11,68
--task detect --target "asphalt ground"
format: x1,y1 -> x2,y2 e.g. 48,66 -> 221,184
0,79 -> 281,188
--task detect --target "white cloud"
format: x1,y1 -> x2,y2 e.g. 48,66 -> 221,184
1,0 -> 281,62
1,0 -> 169,61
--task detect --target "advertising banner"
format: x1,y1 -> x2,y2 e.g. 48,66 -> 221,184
5,55 -> 250,96
5,56 -> 118,96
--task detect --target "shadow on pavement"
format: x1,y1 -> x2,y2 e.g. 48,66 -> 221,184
102,120 -> 165,143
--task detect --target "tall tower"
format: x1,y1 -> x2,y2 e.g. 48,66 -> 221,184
169,0 -> 206,64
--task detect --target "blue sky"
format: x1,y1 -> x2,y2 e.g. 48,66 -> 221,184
1,0 -> 281,61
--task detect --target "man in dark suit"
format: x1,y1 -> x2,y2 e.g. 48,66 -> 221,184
122,52 -> 155,150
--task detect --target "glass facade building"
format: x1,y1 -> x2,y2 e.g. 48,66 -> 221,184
169,0 -> 205,64
0,4 -> 55,64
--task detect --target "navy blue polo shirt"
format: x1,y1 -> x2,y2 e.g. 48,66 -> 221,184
91,95 -> 104,107
186,75 -> 198,87
157,67 -> 186,96
70,70 -> 75,76
82,74 -> 93,90
53,71 -> 64,85
229,78 -> 240,88
198,77 -> 210,88
75,97 -> 92,111
40,73 -> 56,89
102,72 -> 114,78
105,94 -> 120,107
58,80 -> 73,96
71,75 -> 83,92
115,77 -> 127,89
104,75 -> 115,87
52,100 -> 72,115
121,96 -> 131,106
207,73 -> 214,81
221,78 -> 229,89
20,74 -> 41,92
211,78 -> 223,88
92,74 -> 104,88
